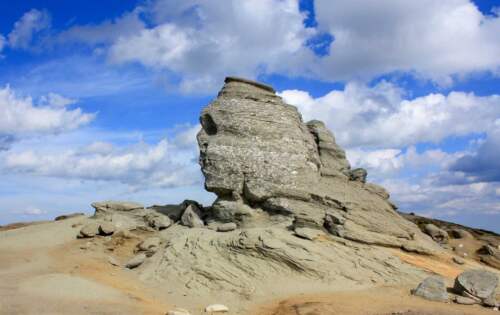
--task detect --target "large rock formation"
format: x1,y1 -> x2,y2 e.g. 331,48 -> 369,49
197,76 -> 436,253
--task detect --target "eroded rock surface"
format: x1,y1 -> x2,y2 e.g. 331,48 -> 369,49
197,76 -> 437,254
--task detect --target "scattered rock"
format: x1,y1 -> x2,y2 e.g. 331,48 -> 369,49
423,223 -> 449,244
98,222 -> 116,236
166,308 -> 191,315
78,222 -> 100,238
145,213 -> 171,230
450,228 -> 473,239
452,256 -> 465,265
454,296 -> 478,305
412,276 -> 448,302
205,304 -> 229,313
454,269 -> 498,300
217,222 -> 237,232
125,253 -> 146,269
294,227 -> 324,240
54,213 -> 84,221
349,168 -> 367,183
181,204 -> 204,228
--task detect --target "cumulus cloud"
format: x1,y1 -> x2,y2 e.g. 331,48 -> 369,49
108,0 -> 316,92
280,81 -> 500,148
0,86 -> 95,137
314,0 -> 500,83
8,9 -> 51,49
1,128 -> 202,190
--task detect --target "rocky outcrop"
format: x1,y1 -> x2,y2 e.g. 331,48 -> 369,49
412,276 -> 449,302
196,76 -> 437,254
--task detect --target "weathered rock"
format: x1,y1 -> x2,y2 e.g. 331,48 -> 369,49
54,212 -> 84,221
294,227 -> 324,240
349,168 -> 367,183
167,308 -> 191,315
450,228 -> 473,239
125,253 -> 146,269
454,269 -> 498,300
217,222 -> 237,232
98,222 -> 115,235
149,200 -> 203,222
483,295 -> 498,307
452,256 -> 465,265
424,223 -> 449,244
145,213 -> 171,230
108,256 -> 120,266
181,204 -> 204,228
195,77 -> 438,254
205,304 -> 229,313
454,296 -> 478,305
79,222 -> 100,238
91,200 -> 144,215
412,276 -> 448,302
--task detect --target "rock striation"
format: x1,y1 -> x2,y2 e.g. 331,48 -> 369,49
197,76 -> 437,253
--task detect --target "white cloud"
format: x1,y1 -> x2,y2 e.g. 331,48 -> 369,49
20,207 -> 47,216
280,81 -> 500,148
108,0 -> 316,92
1,129 -> 201,190
8,9 -> 51,49
0,86 -> 95,136
314,0 -> 500,83
39,92 -> 77,108
0,34 -> 5,54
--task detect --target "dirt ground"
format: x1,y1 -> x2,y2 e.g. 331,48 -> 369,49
0,218 -> 498,315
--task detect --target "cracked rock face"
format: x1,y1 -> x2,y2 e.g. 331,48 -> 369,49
197,77 -> 438,253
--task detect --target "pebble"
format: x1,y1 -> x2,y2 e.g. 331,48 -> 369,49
205,304 -> 229,313
125,253 -> 146,269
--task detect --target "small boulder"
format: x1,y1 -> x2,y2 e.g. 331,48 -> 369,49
454,296 -> 478,305
452,256 -> 465,265
217,222 -> 237,232
79,222 -> 100,238
205,304 -> 229,313
294,227 -> 324,240
412,276 -> 448,302
98,222 -> 116,236
145,213 -> 171,230
454,269 -> 498,300
125,253 -> 146,269
181,204 -> 204,228
349,168 -> 367,183
449,228 -> 473,239
54,212 -> 84,221
423,223 -> 449,244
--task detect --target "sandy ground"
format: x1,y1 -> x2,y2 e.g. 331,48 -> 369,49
0,218 -> 498,315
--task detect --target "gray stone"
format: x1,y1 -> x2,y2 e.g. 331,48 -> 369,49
454,296 -> 478,305
454,269 -> 498,300
452,256 -> 465,265
79,222 -> 100,238
483,296 -> 498,307
98,222 -> 115,236
145,213 -> 171,230
412,276 -> 448,302
181,204 -> 204,228
424,223 -> 449,244
125,253 -> 146,269
217,222 -> 237,232
349,168 -> 367,183
449,228 -> 473,239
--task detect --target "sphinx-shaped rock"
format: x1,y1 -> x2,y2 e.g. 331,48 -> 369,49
197,77 -> 437,253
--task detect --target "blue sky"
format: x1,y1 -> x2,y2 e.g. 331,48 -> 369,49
0,0 -> 499,232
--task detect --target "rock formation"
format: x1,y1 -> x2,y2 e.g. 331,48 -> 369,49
197,76 -> 437,253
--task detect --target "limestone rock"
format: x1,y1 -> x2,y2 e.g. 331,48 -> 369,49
149,200 -> 203,222
91,200 -> 144,216
217,222 -> 237,232
412,276 -> 448,302
167,308 -> 191,315
145,213 -> 171,230
205,304 -> 229,313
181,204 -> 204,228
79,222 -> 100,238
294,227 -> 324,240
125,253 -> 146,269
196,76 -> 438,254
454,269 -> 498,300
349,168 -> 367,183
98,222 -> 115,236
137,237 -> 160,254
424,223 -> 449,244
